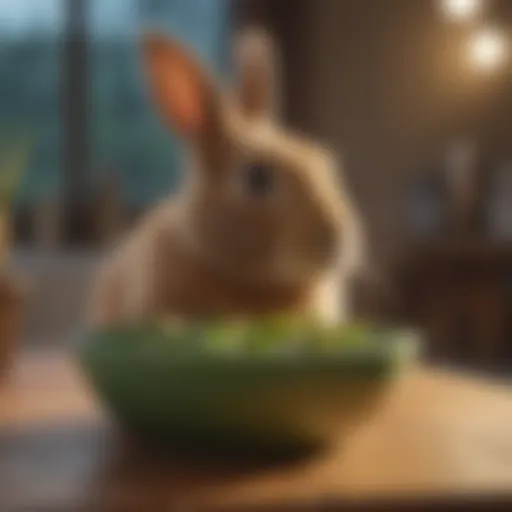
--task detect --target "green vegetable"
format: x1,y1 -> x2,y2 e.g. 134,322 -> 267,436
94,316 -> 420,364
135,317 -> 394,357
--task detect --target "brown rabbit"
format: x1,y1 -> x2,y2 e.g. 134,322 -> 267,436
88,27 -> 365,327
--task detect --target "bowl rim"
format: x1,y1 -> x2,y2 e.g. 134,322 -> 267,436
74,324 -> 422,378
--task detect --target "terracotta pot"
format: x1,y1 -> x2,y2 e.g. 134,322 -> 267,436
0,271 -> 26,379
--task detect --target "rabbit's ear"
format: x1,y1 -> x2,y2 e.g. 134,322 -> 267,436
142,31 -> 218,137
235,27 -> 280,120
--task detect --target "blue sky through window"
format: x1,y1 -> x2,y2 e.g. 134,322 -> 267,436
0,0 -> 62,36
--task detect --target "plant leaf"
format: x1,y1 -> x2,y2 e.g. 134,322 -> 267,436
0,136 -> 33,206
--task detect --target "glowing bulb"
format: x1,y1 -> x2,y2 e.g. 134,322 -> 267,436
469,29 -> 508,73
440,0 -> 484,22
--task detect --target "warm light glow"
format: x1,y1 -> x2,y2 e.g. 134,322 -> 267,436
440,0 -> 484,22
468,29 -> 509,73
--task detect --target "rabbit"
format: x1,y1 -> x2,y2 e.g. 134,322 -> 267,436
87,27 -> 366,328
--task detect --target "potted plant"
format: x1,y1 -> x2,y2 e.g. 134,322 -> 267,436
0,139 -> 31,379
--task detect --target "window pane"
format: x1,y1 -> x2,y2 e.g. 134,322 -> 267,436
0,0 -> 63,206
89,0 -> 229,207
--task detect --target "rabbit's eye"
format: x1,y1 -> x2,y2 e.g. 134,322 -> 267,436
243,163 -> 274,197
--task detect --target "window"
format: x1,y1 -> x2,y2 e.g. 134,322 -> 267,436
0,0 -> 230,246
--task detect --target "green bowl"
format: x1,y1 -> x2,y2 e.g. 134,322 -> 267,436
76,322 -> 420,455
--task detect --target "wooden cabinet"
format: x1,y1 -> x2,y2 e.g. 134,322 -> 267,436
398,239 -> 512,368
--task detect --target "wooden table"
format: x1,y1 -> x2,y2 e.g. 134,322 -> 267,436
2,351 -> 512,510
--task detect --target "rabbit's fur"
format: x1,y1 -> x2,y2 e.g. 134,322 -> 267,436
88,28 -> 365,326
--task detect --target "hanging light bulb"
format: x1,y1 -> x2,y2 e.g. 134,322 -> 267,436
440,0 -> 485,22
468,28 -> 508,73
